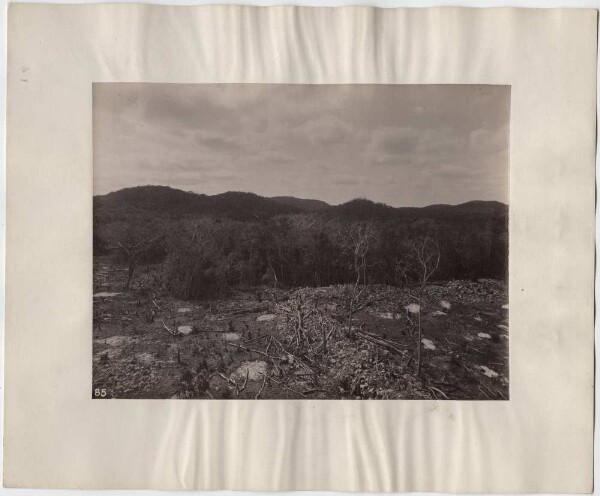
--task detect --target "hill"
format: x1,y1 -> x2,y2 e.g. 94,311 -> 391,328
270,196 -> 330,212
328,197 -> 507,222
94,185 -> 507,222
94,185 -> 301,221
94,185 -> 508,290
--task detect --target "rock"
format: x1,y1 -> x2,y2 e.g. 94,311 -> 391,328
221,332 -> 240,341
404,303 -> 420,314
232,361 -> 268,381
421,338 -> 436,350
474,316 -> 482,322
94,347 -> 119,360
93,292 -> 122,298
136,352 -> 155,365
178,325 -> 194,336
497,324 -> 509,331
431,311 -> 446,317
257,314 -> 276,322
440,300 -> 452,310
502,304 -> 509,310
102,335 -> 134,346
178,308 -> 192,314
374,311 -> 400,320
477,332 -> 491,339
479,365 -> 499,378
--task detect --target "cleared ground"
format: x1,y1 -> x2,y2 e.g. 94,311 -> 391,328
93,257 -> 509,400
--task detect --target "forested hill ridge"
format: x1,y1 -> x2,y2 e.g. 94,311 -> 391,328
94,185 -> 508,222
94,185 -> 508,291
270,196 -> 331,212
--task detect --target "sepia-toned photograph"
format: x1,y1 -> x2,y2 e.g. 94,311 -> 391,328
93,83 -> 509,400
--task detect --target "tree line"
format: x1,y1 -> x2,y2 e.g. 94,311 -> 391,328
94,210 -> 508,300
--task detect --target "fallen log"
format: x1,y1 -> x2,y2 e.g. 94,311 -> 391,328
160,319 -> 178,337
225,341 -> 283,361
357,331 -> 407,355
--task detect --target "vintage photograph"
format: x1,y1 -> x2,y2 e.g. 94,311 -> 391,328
93,84 -> 509,400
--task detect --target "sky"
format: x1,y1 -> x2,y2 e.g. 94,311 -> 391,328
93,84 -> 510,207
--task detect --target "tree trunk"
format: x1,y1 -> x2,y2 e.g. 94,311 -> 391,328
363,259 -> 367,286
417,291 -> 422,375
347,272 -> 360,338
125,260 -> 135,290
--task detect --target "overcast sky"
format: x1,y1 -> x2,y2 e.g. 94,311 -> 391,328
93,84 -> 509,207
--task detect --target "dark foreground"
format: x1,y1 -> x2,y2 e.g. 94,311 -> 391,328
93,259 -> 509,400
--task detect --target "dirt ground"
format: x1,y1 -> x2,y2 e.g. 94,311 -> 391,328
93,257 -> 509,400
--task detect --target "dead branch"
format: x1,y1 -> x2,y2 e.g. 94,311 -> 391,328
193,328 -> 227,334
303,388 -> 327,395
357,331 -> 407,355
270,337 -> 318,374
243,333 -> 270,344
160,319 -> 178,337
351,299 -> 375,314
239,369 -> 249,392
429,386 -> 449,400
225,341 -> 283,361
255,374 -> 268,399
259,372 -> 306,397
218,372 -> 240,394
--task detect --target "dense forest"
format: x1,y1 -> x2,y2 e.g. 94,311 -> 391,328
93,185 -> 508,300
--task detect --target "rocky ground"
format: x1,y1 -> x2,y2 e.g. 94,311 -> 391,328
93,257 -> 509,400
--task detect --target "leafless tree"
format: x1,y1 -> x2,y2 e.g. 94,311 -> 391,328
413,237 -> 440,375
265,251 -> 279,300
347,222 -> 377,286
343,222 -> 377,336
111,224 -> 164,290
175,219 -> 220,299
398,236 -> 440,375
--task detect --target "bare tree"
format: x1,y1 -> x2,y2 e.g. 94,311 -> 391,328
174,219 -> 219,299
347,222 -> 377,285
265,217 -> 292,297
398,236 -> 440,375
343,222 -> 377,336
265,251 -> 279,300
111,223 -> 164,290
413,237 -> 440,375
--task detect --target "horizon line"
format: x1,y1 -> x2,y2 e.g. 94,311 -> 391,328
93,184 -> 508,210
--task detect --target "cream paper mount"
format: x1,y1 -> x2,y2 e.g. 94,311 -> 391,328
5,4 -> 596,492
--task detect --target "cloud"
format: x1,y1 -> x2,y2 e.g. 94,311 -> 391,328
294,115 -> 354,146
141,88 -> 244,134
195,131 -> 245,153
94,84 -> 510,206
331,174 -> 362,186
364,124 -> 474,170
371,127 -> 421,155
469,126 -> 509,153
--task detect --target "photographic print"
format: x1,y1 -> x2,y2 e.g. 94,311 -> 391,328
93,84 -> 509,400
